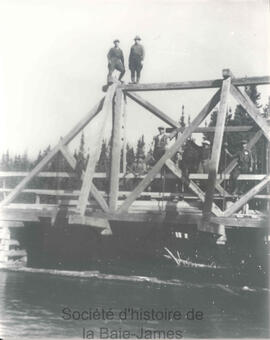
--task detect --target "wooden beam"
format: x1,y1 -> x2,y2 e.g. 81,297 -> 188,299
109,89 -> 123,211
230,84 -> 270,142
223,176 -> 270,217
121,76 -> 270,92
69,214 -> 111,229
60,144 -> 109,212
0,171 -> 76,178
60,144 -> 77,169
201,75 -> 231,232
62,97 -> 105,145
117,89 -> 221,213
165,159 -> 222,216
0,220 -> 24,227
168,126 -> 253,137
77,84 -> 117,215
0,172 -> 267,186
122,94 -> 127,173
126,92 -> 180,128
0,98 -> 104,207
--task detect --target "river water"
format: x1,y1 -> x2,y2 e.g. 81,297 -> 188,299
0,263 -> 269,339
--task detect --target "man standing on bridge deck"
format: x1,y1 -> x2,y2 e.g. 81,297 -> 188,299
129,36 -> 145,83
198,140 -> 211,173
107,39 -> 125,84
152,126 -> 169,162
228,140 -> 254,195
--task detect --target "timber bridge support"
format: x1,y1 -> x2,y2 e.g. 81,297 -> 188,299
0,69 -> 270,254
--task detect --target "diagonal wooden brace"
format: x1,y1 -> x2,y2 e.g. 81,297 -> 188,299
165,159 -> 222,216
117,89 -> 221,214
0,98 -> 104,207
222,176 -> 270,217
230,84 -> 270,142
59,144 -> 109,212
216,130 -> 263,187
126,92 -> 180,128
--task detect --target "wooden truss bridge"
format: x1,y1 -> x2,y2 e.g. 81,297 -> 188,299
0,69 -> 270,237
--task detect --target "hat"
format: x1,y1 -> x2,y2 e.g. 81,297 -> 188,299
202,140 -> 210,145
241,139 -> 248,144
134,35 -> 141,41
158,126 -> 165,130
113,39 -> 120,43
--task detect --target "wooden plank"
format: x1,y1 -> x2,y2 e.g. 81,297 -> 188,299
0,171 -> 266,181
230,84 -> 270,142
60,144 -> 77,169
62,97 -> 105,145
77,84 -> 118,215
68,214 -> 111,229
0,221 -> 24,227
60,145 -> 109,212
126,92 -> 180,128
165,159 -> 222,216
121,76 -> 270,92
0,171 -> 76,178
117,89 -> 221,213
0,205 -> 267,228
223,176 -> 270,217
73,210 -> 267,228
168,126 -> 253,138
109,89 -> 123,211
0,98 -> 104,207
201,76 -> 231,232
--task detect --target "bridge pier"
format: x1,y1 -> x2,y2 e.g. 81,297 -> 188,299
0,222 -> 27,267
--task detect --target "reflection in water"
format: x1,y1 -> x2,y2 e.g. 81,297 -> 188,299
0,267 -> 269,339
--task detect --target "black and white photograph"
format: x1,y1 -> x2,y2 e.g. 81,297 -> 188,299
0,0 -> 269,339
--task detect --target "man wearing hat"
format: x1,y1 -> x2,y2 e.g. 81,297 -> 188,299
107,39 -> 125,84
128,36 -> 145,83
198,140 -> 211,173
228,140 -> 254,195
152,126 -> 169,162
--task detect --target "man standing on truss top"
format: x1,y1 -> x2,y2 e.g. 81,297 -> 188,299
129,35 -> 145,84
107,39 -> 125,84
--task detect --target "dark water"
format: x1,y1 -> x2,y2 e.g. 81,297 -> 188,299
0,264 -> 269,339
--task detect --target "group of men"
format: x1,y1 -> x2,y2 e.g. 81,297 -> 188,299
151,126 -> 213,173
107,36 -> 145,84
142,127 -> 253,195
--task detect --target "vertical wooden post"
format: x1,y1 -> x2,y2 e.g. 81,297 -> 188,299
77,84 -> 117,216
122,94 -> 127,174
109,88 -> 123,211
200,70 -> 231,233
266,96 -> 270,211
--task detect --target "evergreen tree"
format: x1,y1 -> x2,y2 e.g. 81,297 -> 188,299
21,151 -> 30,171
180,105 -> 186,127
126,143 -> 135,166
14,154 -> 21,171
97,139 -> 109,172
75,131 -> 87,176
135,135 -> 146,160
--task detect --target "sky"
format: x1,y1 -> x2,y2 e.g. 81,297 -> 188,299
0,0 -> 269,159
